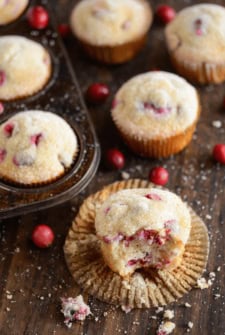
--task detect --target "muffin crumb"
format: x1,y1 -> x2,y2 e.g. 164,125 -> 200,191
156,321 -> 176,334
60,295 -> 91,328
163,309 -> 174,320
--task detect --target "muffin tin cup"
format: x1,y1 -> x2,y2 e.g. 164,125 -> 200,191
0,1 -> 100,219
64,179 -> 209,309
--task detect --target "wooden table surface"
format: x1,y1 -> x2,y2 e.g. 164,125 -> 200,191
0,0 -> 225,334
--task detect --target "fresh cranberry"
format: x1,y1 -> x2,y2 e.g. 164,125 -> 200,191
31,224 -> 55,248
58,23 -> 70,37
86,83 -> 110,104
27,6 -> 49,29
213,144 -> 225,165
156,5 -> 176,24
105,148 -> 125,170
149,166 -> 169,186
0,102 -> 4,114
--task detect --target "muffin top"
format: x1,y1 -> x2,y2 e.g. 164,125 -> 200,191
165,4 -> 225,63
0,111 -> 78,185
70,0 -> 152,46
95,188 -> 191,244
0,36 -> 51,101
0,0 -> 28,25
111,71 -> 199,140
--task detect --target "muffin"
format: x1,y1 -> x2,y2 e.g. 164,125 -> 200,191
0,111 -> 78,186
165,4 -> 225,84
0,36 -> 51,101
64,179 -> 209,308
0,0 -> 28,25
111,71 -> 200,158
70,0 -> 152,64
95,188 -> 191,277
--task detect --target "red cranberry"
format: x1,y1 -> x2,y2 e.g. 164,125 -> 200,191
27,6 -> 49,29
0,102 -> 4,114
156,5 -> 176,24
31,224 -> 55,248
86,83 -> 110,104
149,166 -> 169,186
213,144 -> 225,165
58,23 -> 70,37
105,148 -> 125,170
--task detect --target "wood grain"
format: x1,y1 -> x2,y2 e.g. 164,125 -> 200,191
0,1 -> 225,334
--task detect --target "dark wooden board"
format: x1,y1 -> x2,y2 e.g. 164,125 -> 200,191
0,0 -> 224,334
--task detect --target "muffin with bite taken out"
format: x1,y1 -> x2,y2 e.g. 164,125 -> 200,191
95,188 -> 191,277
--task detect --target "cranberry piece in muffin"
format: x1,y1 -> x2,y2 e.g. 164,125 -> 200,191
111,71 -> 200,158
95,188 -> 191,277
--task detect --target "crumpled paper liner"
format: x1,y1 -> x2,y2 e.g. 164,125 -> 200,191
64,179 -> 209,308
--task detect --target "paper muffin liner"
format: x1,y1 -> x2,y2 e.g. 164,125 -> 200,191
170,54 -> 225,85
78,34 -> 147,65
64,179 -> 209,308
112,104 -> 200,158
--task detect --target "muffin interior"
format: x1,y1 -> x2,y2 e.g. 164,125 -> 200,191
95,188 -> 191,278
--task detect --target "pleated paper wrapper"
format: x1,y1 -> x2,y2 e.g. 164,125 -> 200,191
64,179 -> 209,308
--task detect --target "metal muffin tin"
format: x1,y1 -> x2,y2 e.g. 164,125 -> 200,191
0,1 -> 100,219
